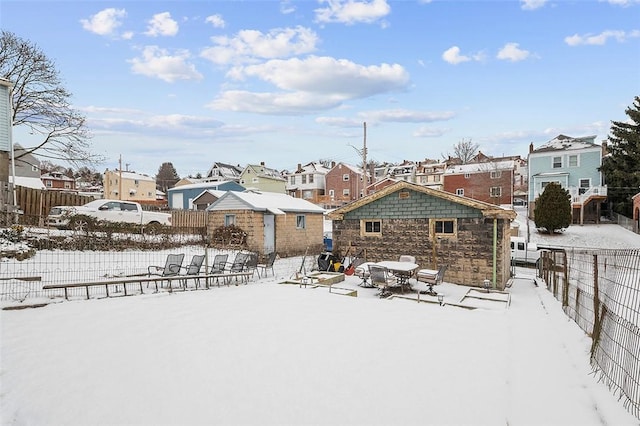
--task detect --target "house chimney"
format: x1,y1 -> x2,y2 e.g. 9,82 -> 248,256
297,163 -> 302,172
260,161 -> 265,166
529,143 -> 534,154
331,161 -> 336,168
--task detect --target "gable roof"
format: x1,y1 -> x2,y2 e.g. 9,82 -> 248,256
532,134 -> 598,153
207,190 -> 325,215
445,160 -> 515,175
167,180 -> 239,192
192,189 -> 226,203
328,181 -> 515,220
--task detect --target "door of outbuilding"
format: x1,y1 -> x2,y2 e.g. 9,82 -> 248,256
264,214 -> 275,254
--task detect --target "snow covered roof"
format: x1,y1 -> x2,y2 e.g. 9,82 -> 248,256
207,190 -> 325,215
193,189 -> 226,202
532,134 -> 598,153
113,171 -> 155,182
445,160 -> 515,174
167,180 -> 236,192
9,176 -> 45,190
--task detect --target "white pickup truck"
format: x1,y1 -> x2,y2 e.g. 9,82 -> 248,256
47,199 -> 171,230
510,236 -> 541,266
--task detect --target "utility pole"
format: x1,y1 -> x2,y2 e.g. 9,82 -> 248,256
118,155 -> 122,200
362,121 -> 367,195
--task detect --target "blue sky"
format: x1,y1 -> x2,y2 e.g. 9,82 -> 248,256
2,0 -> 639,177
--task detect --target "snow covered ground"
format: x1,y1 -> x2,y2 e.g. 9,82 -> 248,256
1,218 -> 639,425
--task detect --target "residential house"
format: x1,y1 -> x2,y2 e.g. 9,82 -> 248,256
365,176 -> 398,194
415,159 -> 446,190
374,161 -> 416,183
528,134 -> 607,224
206,190 -> 325,256
0,78 -> 12,193
9,144 -> 45,190
285,162 -> 331,204
205,162 -> 243,182
167,181 -> 244,210
327,181 -> 516,289
443,160 -> 515,205
103,169 -> 157,204
191,189 -> 226,211
41,171 -> 76,191
239,162 -> 286,194
323,162 -> 367,208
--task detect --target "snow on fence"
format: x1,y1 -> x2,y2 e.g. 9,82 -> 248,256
539,248 -> 640,420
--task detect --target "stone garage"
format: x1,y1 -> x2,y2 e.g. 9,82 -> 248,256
327,181 -> 516,289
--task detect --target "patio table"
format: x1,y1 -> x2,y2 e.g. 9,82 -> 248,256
376,261 -> 419,291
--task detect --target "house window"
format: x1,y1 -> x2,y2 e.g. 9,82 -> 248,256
252,177 -> 259,183
224,214 -> 236,226
432,219 -> 456,236
456,188 -> 464,196
64,182 -> 71,189
361,219 -> 382,236
464,173 -> 470,179
302,190 -> 312,199
579,178 -> 590,194
290,176 -> 295,184
569,155 -> 578,167
343,188 -> 350,196
490,187 -> 502,197
490,170 -> 501,179
434,175 -> 440,182
420,176 -> 427,184
309,174 -> 314,183
343,174 -> 350,181
302,175 -> 307,184
31,165 -> 39,172
329,189 -> 335,198
134,180 -> 139,186
552,156 -> 562,168
296,215 -> 306,229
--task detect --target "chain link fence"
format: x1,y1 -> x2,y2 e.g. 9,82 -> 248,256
539,248 -> 640,419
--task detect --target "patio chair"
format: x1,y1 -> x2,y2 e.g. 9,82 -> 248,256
179,254 -> 205,290
243,252 -> 259,280
416,264 -> 448,296
147,253 -> 185,291
368,264 -> 398,298
398,255 -> 416,263
257,252 -> 277,278
354,260 -> 376,288
207,254 -> 229,287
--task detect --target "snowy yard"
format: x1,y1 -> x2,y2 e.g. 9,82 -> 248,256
1,219 -> 640,425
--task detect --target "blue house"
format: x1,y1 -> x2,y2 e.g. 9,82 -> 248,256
528,134 -> 607,224
167,180 -> 244,210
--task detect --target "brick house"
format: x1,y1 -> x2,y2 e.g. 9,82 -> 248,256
633,192 -> 640,233
206,190 -> 325,256
323,162 -> 367,207
41,171 -> 76,191
415,159 -> 446,190
443,160 -> 515,205
327,181 -> 516,289
285,162 -> 331,204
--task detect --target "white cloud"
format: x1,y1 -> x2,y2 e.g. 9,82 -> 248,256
280,0 -> 296,14
315,0 -> 391,25
201,26 -> 319,65
496,42 -> 531,62
603,0 -> 640,6
128,46 -> 203,83
521,0 -> 547,10
145,12 -> 179,37
413,126 -> 449,138
208,56 -> 410,115
80,8 -> 126,37
365,109 -> 455,123
564,29 -> 640,46
205,14 -> 225,28
442,46 -> 470,65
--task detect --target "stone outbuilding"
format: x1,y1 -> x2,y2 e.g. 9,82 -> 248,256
327,181 -> 517,289
207,190 -> 325,256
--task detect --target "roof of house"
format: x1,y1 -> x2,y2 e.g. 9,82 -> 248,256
327,181 -> 516,220
105,170 -> 155,182
167,180 -> 239,192
444,160 -> 515,174
207,190 -> 325,215
531,134 -> 598,153
193,189 -> 226,202
9,176 -> 45,190
206,162 -> 243,178
243,164 -> 286,181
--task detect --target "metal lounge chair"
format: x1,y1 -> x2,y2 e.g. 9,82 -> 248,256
257,252 -> 277,278
208,254 -> 229,287
180,254 -> 205,290
416,264 -> 448,296
147,253 -> 185,291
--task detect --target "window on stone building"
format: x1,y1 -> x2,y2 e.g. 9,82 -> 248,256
296,215 -> 306,229
224,214 -> 236,226
432,218 -> 456,237
361,219 -> 382,237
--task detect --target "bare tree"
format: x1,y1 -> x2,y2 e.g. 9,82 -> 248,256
444,138 -> 480,164
0,31 -> 102,167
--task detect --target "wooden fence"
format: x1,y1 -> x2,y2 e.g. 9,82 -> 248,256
14,186 -> 95,225
171,210 -> 209,228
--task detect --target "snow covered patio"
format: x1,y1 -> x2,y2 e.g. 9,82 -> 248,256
1,265 -> 637,425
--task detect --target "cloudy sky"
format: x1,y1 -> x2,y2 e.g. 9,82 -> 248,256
3,0 -> 639,177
